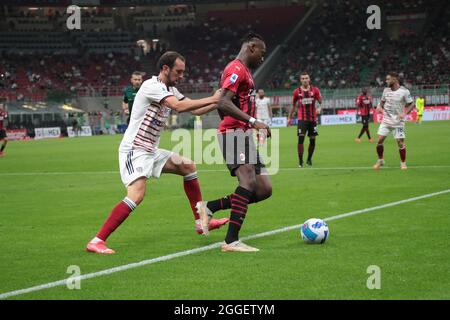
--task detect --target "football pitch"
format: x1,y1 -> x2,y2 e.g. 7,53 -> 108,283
0,121 -> 449,300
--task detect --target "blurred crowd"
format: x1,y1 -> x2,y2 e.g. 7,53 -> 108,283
0,52 -> 143,101
0,0 -> 448,102
266,0 -> 448,90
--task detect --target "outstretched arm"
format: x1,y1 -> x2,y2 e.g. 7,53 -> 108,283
163,90 -> 220,113
218,89 -> 271,135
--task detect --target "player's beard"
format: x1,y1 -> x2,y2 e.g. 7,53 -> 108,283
167,77 -> 177,87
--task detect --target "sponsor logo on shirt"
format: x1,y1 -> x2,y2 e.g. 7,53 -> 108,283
301,98 -> 314,104
230,73 -> 239,84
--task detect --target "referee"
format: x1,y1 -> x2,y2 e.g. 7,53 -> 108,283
122,71 -> 144,124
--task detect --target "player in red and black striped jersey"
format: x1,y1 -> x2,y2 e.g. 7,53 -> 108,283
288,72 -> 322,167
0,106 -> 8,157
355,88 -> 374,143
196,32 -> 272,252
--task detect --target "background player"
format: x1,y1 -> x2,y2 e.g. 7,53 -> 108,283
415,95 -> 425,125
0,105 -> 8,157
196,32 -> 272,253
355,88 -> 374,143
287,71 -> 322,167
123,71 -> 144,124
374,72 -> 415,171
255,88 -> 272,145
86,52 -> 225,254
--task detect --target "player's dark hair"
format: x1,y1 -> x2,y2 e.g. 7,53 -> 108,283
241,32 -> 264,45
387,71 -> 399,79
299,71 -> 309,77
157,51 -> 185,71
131,71 -> 143,77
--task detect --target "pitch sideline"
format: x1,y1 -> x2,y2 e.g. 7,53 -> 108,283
0,188 -> 449,299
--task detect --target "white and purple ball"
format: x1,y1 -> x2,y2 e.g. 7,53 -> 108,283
301,218 -> 329,244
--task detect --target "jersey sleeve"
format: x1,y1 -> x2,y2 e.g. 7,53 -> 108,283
381,89 -> 387,102
220,64 -> 244,93
171,86 -> 185,101
141,82 -> 174,104
404,89 -> 413,104
292,88 -> 299,105
123,88 -> 129,103
314,87 -> 322,102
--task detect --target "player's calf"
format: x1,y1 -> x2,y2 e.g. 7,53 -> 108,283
86,178 -> 144,254
397,140 -> 407,170
297,134 -> 305,167
374,137 -> 386,170
307,138 -> 316,166
0,139 -> 7,156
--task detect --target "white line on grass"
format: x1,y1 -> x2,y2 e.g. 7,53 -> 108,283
1,165 -> 450,176
1,188 -> 449,300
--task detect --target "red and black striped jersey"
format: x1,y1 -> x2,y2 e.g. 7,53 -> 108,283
0,110 -> 7,130
356,94 -> 373,116
218,59 -> 256,132
292,86 -> 322,121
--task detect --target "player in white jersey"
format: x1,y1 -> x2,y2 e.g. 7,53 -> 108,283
255,89 -> 272,145
374,72 -> 415,170
86,52 -> 228,254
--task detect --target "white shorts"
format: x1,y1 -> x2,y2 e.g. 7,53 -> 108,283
119,148 -> 173,187
377,122 -> 406,139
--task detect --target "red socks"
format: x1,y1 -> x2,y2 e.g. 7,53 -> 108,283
96,197 -> 136,241
297,144 -> 304,162
183,172 -> 201,220
376,143 -> 384,159
399,147 -> 406,162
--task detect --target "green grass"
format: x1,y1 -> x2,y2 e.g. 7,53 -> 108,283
0,121 -> 449,300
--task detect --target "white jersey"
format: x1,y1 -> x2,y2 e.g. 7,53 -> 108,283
119,76 -> 184,153
380,86 -> 413,126
256,97 -> 271,120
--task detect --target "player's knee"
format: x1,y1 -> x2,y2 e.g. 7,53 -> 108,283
182,160 -> 196,174
261,185 -> 272,201
298,135 -> 305,144
237,167 -> 257,191
127,180 -> 146,205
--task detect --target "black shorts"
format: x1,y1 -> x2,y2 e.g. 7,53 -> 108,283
0,129 -> 6,140
297,120 -> 318,137
218,130 -> 266,177
361,115 -> 370,126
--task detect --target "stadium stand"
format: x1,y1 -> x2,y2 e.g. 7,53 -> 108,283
0,0 -> 448,133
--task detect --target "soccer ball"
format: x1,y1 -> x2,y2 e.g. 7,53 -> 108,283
301,218 -> 329,244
